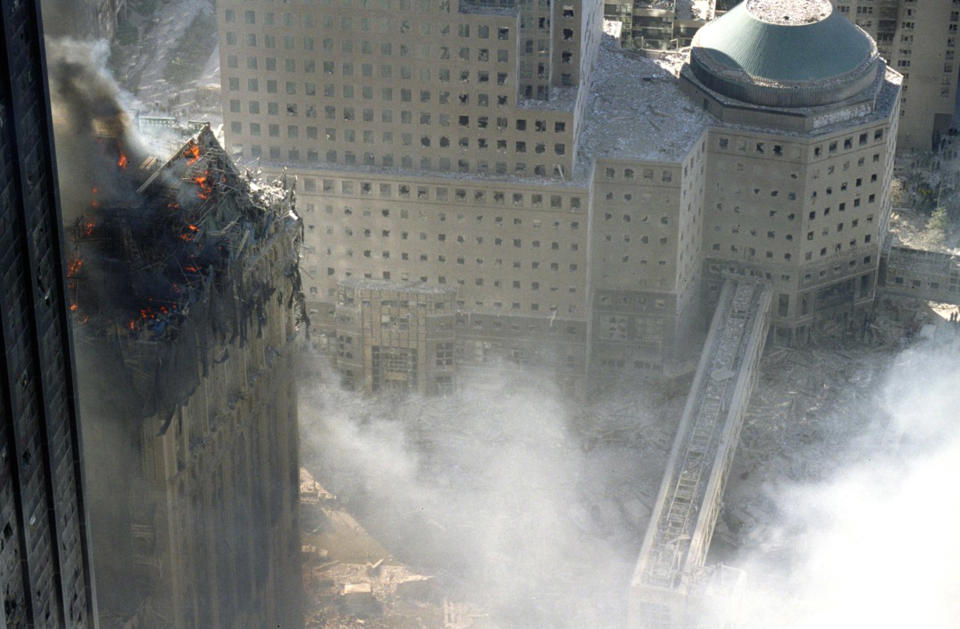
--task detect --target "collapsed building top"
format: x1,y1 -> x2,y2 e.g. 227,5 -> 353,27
689,0 -> 882,108
68,125 -> 304,419
68,125 -> 298,339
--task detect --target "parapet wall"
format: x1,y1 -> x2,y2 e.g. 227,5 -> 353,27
881,246 -> 960,305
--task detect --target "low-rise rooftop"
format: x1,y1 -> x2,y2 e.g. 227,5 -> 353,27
577,37 -> 712,175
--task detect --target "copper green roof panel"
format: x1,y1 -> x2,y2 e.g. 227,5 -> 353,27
695,1 -> 873,82
690,0 -> 882,107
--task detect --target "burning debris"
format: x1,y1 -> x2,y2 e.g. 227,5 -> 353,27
67,125 -> 306,418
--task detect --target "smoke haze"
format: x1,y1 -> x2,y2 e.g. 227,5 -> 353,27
722,329 -> 960,629
45,38 -> 149,224
299,357 -> 674,627
38,21 -> 960,629
302,326 -> 960,628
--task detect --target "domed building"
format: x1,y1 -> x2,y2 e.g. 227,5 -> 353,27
684,0 -> 902,344
685,0 -> 887,127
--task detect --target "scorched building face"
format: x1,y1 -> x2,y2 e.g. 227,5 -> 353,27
0,2 -> 98,627
218,0 -> 900,389
68,127 -> 304,628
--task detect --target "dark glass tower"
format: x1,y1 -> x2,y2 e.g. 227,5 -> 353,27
0,1 -> 97,626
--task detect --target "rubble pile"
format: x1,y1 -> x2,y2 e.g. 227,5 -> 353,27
714,344 -> 887,553
300,468 -> 479,629
716,294 -> 954,553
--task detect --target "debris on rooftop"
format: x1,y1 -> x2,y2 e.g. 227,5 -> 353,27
576,36 -> 712,175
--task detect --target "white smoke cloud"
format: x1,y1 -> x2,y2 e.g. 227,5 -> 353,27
299,357 -> 672,627
726,329 -> 960,629
300,324 -> 960,628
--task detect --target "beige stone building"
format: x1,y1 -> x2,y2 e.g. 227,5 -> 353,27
831,0 -> 959,151
217,0 -> 899,389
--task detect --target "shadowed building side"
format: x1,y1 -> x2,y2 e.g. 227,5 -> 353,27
0,1 -> 98,626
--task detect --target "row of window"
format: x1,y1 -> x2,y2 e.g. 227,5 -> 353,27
224,32 -> 515,58
714,213 -> 875,238
597,166 -> 676,182
226,9 -> 511,39
242,145 -> 563,176
302,182 -> 584,209
800,258 -> 874,285
326,245 -> 584,270
325,226 -> 583,251
228,100 -> 569,137
227,77 -> 514,107
225,57 -> 513,82
716,129 -> 884,157
231,121 -> 568,155
312,279 -> 580,315
891,276 -> 960,292
709,236 -> 874,261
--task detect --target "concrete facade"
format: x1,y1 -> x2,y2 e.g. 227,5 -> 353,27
881,245 -> 960,304
217,0 -> 900,389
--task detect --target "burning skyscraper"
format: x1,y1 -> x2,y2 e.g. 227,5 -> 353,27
61,117 -> 305,626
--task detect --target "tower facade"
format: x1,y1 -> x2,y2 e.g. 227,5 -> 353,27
0,1 -> 97,626
683,0 -> 900,343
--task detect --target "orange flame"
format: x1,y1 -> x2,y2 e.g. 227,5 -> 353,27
69,303 -> 79,312
193,170 -> 213,200
66,258 -> 84,278
184,265 -> 198,273
117,152 -> 128,169
183,142 -> 201,165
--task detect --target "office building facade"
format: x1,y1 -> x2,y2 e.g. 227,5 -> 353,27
218,0 -> 900,387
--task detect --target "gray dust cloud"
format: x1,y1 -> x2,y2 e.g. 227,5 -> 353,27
299,355 -> 673,628
714,330 -> 960,629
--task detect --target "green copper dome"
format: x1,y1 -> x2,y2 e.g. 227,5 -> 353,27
689,0 -> 883,107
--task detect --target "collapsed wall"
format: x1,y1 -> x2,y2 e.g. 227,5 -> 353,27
68,127 -> 306,628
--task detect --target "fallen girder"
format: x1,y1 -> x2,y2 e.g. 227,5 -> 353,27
629,279 -> 772,629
